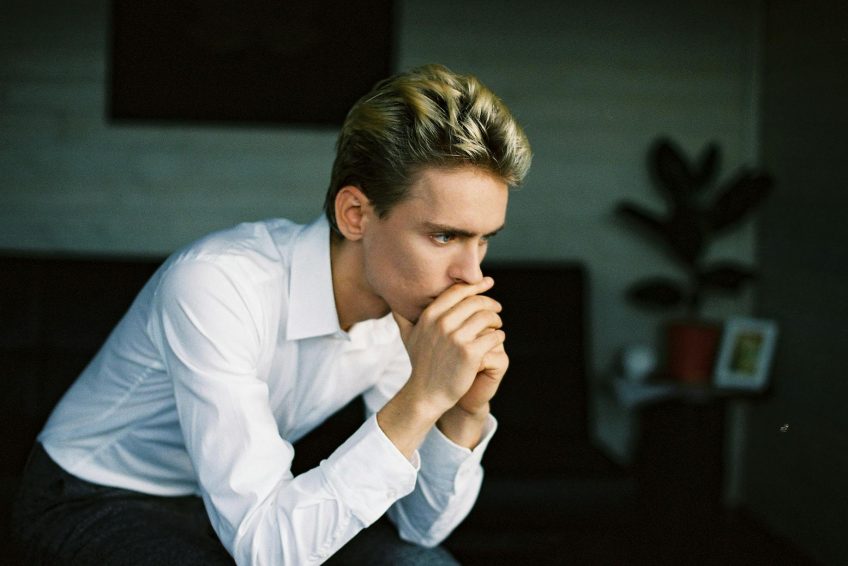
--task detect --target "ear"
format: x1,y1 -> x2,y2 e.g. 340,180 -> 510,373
334,185 -> 371,241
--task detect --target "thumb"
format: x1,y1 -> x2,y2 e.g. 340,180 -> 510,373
391,311 -> 414,343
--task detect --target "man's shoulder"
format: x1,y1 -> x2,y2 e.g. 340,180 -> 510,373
180,218 -> 301,265
195,218 -> 299,254
160,218 -> 306,291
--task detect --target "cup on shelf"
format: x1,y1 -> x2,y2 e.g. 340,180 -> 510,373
620,343 -> 657,382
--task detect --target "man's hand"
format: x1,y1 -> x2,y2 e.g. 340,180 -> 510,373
435,332 -> 509,449
393,277 -> 505,415
378,277 -> 507,454
456,338 -> 509,414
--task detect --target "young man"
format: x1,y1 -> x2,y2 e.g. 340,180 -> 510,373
13,64 -> 532,565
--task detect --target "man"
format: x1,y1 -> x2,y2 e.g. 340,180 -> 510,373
13,64 -> 532,564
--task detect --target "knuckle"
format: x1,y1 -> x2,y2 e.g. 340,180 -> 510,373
437,317 -> 452,334
449,330 -> 466,348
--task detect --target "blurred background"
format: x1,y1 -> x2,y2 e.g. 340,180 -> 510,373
1,0 -> 846,564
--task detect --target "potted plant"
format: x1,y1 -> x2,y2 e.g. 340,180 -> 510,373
615,136 -> 774,383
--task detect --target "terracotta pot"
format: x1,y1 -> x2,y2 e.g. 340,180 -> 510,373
665,320 -> 722,384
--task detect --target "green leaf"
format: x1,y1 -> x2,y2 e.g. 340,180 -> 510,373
615,202 -> 665,237
693,143 -> 720,191
699,263 -> 757,292
650,138 -> 695,205
626,278 -> 686,309
708,171 -> 774,232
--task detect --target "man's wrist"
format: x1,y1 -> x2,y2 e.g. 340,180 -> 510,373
436,403 -> 490,450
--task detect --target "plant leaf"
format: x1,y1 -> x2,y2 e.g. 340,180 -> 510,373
708,171 -> 774,232
650,138 -> 695,205
626,278 -> 686,310
615,202 -> 666,239
694,143 -> 720,191
698,262 -> 757,292
665,207 -> 706,266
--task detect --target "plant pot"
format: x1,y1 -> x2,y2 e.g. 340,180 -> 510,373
665,320 -> 722,384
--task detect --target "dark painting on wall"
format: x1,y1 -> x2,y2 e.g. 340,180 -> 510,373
109,1 -> 394,127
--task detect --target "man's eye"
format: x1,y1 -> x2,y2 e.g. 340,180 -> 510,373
432,233 -> 454,244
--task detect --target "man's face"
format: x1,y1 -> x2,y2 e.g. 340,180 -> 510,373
360,166 -> 508,322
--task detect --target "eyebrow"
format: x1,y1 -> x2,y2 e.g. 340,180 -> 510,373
422,222 -> 505,239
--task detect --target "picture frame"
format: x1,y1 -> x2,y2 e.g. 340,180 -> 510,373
109,1 -> 395,126
714,317 -> 779,391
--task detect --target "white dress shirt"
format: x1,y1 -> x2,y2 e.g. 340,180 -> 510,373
39,215 -> 496,565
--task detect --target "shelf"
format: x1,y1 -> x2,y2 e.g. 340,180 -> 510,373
609,376 -> 758,409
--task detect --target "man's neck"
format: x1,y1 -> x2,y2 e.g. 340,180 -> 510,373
329,235 -> 391,331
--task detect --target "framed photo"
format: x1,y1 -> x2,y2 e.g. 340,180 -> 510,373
714,317 -> 779,391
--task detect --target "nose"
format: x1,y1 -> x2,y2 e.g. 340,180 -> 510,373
448,244 -> 484,285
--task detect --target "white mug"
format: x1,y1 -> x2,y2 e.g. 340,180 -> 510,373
621,344 -> 657,382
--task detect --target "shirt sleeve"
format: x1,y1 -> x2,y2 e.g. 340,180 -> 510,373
149,260 -> 419,565
362,345 -> 498,547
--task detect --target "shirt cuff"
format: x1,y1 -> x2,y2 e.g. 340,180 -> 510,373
418,414 -> 498,492
320,414 -> 419,527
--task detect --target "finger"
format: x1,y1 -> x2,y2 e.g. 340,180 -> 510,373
452,310 -> 502,343
476,326 -> 506,340
479,347 -> 508,373
422,277 -> 495,322
478,333 -> 507,352
392,311 -> 414,342
468,328 -> 506,360
438,295 -> 502,334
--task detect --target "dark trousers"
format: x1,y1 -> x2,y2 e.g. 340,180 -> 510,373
11,444 -> 459,565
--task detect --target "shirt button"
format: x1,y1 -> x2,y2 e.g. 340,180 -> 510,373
387,489 -> 397,499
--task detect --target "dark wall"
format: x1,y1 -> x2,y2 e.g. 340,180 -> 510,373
744,1 -> 848,564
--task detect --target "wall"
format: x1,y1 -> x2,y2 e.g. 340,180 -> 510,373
0,0 -> 761,459
743,1 -> 848,564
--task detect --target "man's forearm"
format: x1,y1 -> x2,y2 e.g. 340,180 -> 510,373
376,383 -> 444,460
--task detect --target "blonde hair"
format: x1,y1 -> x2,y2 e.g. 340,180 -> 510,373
324,64 -> 532,235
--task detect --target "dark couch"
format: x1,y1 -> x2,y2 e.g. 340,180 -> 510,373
1,254 -> 638,564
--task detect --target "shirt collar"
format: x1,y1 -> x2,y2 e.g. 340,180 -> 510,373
284,215 -> 402,347
285,215 -> 343,341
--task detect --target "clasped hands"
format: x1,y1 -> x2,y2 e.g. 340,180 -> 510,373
393,277 -> 508,448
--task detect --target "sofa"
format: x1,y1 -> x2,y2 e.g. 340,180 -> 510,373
0,253 -> 638,564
